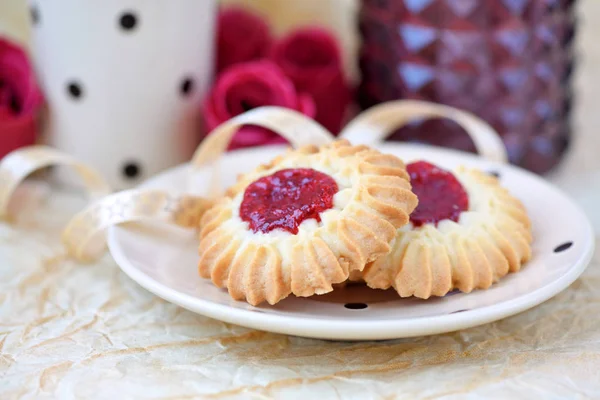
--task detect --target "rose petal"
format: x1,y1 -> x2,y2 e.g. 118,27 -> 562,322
296,92 -> 317,119
216,61 -> 298,116
0,83 -> 14,115
202,60 -> 317,150
228,126 -> 281,150
202,93 -> 223,133
272,27 -> 341,88
272,27 -> 350,133
204,60 -> 303,131
0,105 -> 13,120
217,7 -> 272,73
0,37 -> 43,158
0,38 -> 43,116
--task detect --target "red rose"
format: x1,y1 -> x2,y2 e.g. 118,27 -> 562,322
272,27 -> 350,134
217,7 -> 272,74
0,37 -> 43,159
203,60 -> 315,150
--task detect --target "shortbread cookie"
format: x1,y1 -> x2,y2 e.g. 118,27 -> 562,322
198,140 -> 418,305
360,161 -> 532,298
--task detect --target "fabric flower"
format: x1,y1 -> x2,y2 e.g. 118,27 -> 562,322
0,37 -> 43,159
203,60 -> 315,150
217,7 -> 273,74
272,27 -> 350,134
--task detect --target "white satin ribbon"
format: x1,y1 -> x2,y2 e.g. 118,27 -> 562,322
0,102 -> 505,262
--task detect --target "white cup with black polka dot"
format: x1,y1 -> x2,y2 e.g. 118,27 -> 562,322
28,0 -> 217,189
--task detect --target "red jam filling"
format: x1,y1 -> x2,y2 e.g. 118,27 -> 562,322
240,168 -> 338,234
407,161 -> 469,227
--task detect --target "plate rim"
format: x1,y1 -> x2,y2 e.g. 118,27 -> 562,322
107,144 -> 596,340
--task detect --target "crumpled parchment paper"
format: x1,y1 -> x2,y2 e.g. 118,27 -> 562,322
2,0 -> 600,397
1,182 -> 599,400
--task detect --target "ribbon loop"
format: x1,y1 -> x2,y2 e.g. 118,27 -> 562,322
340,100 -> 508,164
0,145 -> 111,219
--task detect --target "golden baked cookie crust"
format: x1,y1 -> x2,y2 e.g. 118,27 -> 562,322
198,140 -> 418,305
360,167 -> 532,298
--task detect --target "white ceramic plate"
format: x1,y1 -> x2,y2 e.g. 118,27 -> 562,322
107,144 -> 595,341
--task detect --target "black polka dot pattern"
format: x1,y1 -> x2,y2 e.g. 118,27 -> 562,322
344,303 -> 368,310
30,6 -> 40,25
66,82 -> 83,100
119,11 -> 138,31
180,77 -> 194,96
122,162 -> 141,179
554,242 -> 573,253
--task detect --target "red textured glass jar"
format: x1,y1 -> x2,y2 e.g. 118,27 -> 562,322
358,0 -> 577,174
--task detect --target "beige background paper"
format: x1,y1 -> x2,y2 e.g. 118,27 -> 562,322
2,1 -> 600,398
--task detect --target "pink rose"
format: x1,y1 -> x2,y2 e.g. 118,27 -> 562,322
0,37 -> 43,159
272,27 -> 350,134
217,7 -> 272,74
203,60 -> 315,150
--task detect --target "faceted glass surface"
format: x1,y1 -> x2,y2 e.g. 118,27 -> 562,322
358,0 -> 577,173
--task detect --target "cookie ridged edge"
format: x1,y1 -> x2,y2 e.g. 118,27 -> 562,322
197,140 -> 418,305
360,167 -> 532,299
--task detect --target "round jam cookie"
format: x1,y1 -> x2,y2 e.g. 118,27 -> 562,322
198,140 -> 418,305
359,164 -> 532,299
